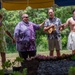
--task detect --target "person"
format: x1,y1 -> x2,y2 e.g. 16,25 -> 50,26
0,14 -> 15,66
43,8 -> 62,57
60,9 -> 75,54
14,14 -> 44,60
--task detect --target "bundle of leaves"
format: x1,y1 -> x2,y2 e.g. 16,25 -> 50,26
68,67 -> 75,75
12,57 -> 24,67
71,54 -> 75,60
2,60 -> 12,70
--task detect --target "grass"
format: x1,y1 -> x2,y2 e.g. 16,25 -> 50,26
37,50 -> 72,56
0,50 -> 72,69
6,50 -> 72,58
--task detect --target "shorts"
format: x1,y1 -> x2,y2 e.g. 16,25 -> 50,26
48,38 -> 62,51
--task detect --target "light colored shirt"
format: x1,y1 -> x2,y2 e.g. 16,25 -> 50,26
44,17 -> 62,39
14,21 -> 40,52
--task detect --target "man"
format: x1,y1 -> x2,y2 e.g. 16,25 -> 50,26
44,8 -> 62,57
60,9 -> 75,54
0,14 -> 14,66
14,14 -> 44,60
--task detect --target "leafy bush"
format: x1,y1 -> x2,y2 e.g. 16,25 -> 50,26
68,67 -> 75,75
12,68 -> 27,75
37,35 -> 48,51
12,57 -> 24,67
1,6 -> 75,53
71,55 -> 75,60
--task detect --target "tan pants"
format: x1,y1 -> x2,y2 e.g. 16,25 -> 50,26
48,38 -> 62,51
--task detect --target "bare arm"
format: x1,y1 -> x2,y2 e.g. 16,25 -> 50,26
43,24 -> 55,32
43,26 -> 51,32
59,18 -> 70,31
64,18 -> 70,27
39,21 -> 45,28
5,31 -> 13,39
5,31 -> 15,43
39,19 -> 48,28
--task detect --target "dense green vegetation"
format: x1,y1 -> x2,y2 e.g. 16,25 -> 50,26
0,6 -> 75,53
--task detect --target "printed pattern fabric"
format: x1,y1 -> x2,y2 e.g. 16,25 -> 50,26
44,17 -> 62,39
0,25 -> 7,52
67,32 -> 75,50
14,21 -> 40,51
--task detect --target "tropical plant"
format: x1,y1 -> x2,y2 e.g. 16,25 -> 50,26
1,60 -> 12,75
12,57 -> 24,67
71,55 -> 75,60
2,60 -> 12,70
1,6 -> 75,52
12,68 -> 27,75
68,66 -> 75,75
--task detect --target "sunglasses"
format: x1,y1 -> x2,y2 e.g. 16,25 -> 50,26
23,17 -> 28,18
25,17 -> 28,18
22,16 -> 28,18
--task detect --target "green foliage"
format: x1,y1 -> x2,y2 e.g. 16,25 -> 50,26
61,35 -> 67,48
37,35 -> 48,51
12,71 -> 21,75
2,60 -> 12,69
22,68 -> 27,75
0,57 -> 26,75
0,6 -> 75,52
12,68 -> 27,75
0,68 -> 27,75
68,66 -> 75,75
0,70 -> 4,75
55,6 -> 73,23
12,57 -> 24,67
14,57 -> 24,63
71,55 -> 75,60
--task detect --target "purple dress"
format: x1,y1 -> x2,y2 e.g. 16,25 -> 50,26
14,21 -> 40,52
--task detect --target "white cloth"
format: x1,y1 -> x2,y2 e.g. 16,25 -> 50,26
67,32 -> 75,50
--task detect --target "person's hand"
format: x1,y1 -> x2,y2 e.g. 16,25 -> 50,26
40,19 -> 48,27
59,24 -> 64,31
59,27 -> 63,31
12,38 -> 16,44
50,24 -> 55,28
40,22 -> 45,27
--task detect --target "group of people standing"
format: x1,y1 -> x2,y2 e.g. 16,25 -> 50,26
14,8 -> 75,60
0,8 -> 75,66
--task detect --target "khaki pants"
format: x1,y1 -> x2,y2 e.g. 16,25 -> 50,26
48,38 -> 62,51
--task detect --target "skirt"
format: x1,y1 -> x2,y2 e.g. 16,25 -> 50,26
67,32 -> 75,50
